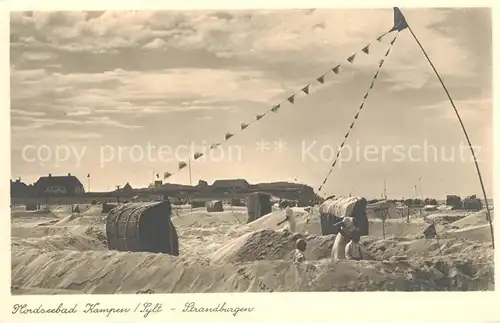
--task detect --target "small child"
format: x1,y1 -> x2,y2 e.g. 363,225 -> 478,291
293,238 -> 307,263
345,234 -> 363,261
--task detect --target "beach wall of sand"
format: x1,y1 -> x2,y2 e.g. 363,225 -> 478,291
11,205 -> 495,293
12,247 -> 494,293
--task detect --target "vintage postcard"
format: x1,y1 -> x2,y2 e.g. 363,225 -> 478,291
3,1 -> 498,322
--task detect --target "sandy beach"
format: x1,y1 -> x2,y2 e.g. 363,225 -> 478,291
11,204 -> 494,293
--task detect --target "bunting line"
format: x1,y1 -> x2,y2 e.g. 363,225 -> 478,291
317,31 -> 400,193
161,29 -> 397,181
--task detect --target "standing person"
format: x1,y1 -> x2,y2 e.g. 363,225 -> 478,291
331,228 -> 347,260
345,233 -> 363,260
277,206 -> 297,233
331,217 -> 355,260
293,238 -> 307,263
285,207 -> 297,233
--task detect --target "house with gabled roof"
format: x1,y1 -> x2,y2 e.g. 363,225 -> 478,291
34,173 -> 85,196
122,182 -> 133,192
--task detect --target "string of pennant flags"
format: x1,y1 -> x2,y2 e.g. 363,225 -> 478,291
162,28 -> 398,182
315,8 -> 409,194
161,7 -> 495,248
317,31 -> 400,193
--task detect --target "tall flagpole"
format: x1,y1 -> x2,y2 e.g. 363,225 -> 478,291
399,8 -> 494,248
187,138 -> 193,216
419,176 -> 423,216
188,158 -> 192,187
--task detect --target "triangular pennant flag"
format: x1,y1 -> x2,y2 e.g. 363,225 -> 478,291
287,95 -> 295,104
390,7 -> 409,32
349,122 -> 355,129
374,71 -> 379,79
318,185 -> 323,191
354,112 -> 360,119
364,92 -> 369,99
347,54 -> 356,63
240,122 -> 249,130
377,33 -> 385,42
316,75 -> 325,84
163,172 -> 172,180
362,44 -> 370,54
256,114 -> 265,120
385,48 -> 391,57
194,152 -> 203,160
359,103 -> 365,110
225,132 -> 233,140
332,160 -> 337,167
332,65 -> 341,74
271,105 -> 280,112
178,161 -> 187,170
390,36 -> 397,45
369,80 -> 375,89
344,131 -> 349,139
210,143 -> 220,149
302,85 -> 310,95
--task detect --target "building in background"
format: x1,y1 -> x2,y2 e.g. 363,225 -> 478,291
211,179 -> 250,193
10,178 -> 31,198
33,173 -> 85,196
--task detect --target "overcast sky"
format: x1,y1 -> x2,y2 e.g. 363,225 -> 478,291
10,8 -> 492,198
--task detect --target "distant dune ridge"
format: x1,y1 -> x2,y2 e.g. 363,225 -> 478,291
11,202 -> 494,293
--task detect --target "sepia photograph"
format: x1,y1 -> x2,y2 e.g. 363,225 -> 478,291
9,7 -> 494,296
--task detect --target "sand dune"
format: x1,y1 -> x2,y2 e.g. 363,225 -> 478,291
12,247 -> 493,293
11,204 -> 494,293
12,233 -> 107,252
449,210 -> 493,228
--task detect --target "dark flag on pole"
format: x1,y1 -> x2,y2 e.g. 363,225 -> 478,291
86,173 -> 91,193
156,173 -> 159,179
390,7 -> 408,32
